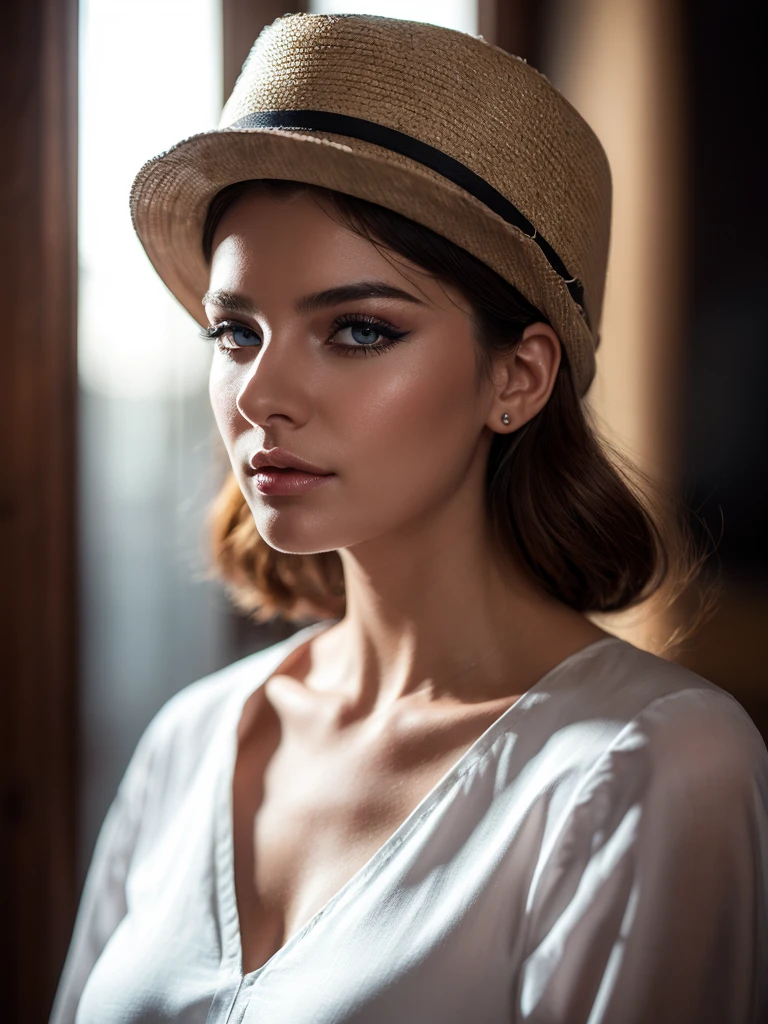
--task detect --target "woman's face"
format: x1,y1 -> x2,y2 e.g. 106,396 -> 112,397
206,190 -> 500,557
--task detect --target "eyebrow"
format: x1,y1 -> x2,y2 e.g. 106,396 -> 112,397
201,280 -> 427,316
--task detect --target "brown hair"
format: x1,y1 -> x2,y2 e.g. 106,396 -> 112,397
201,179 -> 715,653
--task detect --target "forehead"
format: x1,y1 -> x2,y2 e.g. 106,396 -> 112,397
207,190 -> 470,317
210,190 -> 384,273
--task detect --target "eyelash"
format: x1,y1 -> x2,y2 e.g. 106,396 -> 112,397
199,312 -> 410,359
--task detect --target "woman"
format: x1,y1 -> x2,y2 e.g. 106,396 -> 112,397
51,13 -> 768,1024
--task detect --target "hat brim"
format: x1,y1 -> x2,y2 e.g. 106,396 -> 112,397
130,126 -> 596,396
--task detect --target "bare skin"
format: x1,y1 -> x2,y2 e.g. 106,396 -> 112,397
206,190 -> 612,973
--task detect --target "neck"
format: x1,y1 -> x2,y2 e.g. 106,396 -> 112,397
309,504 -> 609,718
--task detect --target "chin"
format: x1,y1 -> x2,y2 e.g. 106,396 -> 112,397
251,506 -> 347,557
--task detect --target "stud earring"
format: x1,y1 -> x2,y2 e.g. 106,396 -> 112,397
501,412 -> 510,426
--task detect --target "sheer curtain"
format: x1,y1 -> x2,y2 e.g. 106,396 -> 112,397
77,0 -> 231,878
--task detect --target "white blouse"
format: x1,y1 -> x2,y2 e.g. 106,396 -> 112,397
50,620 -> 768,1024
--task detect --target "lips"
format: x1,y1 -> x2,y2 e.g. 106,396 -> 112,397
252,465 -> 335,497
249,447 -> 332,476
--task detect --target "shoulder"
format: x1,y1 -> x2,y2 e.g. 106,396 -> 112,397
568,640 -> 768,831
526,644 -> 768,939
534,636 -> 767,801
521,648 -> 768,1021
574,636 -> 764,757
126,628 -> 311,793
530,636 -> 768,852
606,639 -> 765,764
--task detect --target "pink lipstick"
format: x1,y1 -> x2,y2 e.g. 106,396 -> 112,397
254,467 -> 335,496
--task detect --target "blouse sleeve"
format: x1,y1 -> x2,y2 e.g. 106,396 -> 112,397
49,717 -> 159,1024
515,688 -> 768,1024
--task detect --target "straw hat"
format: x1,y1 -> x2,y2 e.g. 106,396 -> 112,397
130,12 -> 612,397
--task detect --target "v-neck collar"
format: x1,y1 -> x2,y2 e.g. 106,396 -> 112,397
212,621 -> 625,983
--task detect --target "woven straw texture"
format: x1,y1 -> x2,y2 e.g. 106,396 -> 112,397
130,12 -> 612,397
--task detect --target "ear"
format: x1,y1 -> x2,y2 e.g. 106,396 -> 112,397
485,322 -> 562,433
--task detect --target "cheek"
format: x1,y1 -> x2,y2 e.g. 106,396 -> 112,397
208,362 -> 241,444
338,342 -> 480,498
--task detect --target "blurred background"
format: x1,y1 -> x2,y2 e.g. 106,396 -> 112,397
1,0 -> 765,1019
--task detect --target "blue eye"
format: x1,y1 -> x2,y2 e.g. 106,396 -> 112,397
347,324 -> 382,345
203,321 -> 260,351
329,313 -> 410,357
229,324 -> 259,346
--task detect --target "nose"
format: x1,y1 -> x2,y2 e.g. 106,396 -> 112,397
234,329 -> 310,429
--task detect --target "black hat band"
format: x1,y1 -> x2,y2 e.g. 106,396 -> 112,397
229,109 -> 589,327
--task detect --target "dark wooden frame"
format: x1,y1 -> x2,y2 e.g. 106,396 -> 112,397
477,0 -> 546,60
0,0 -> 79,1020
